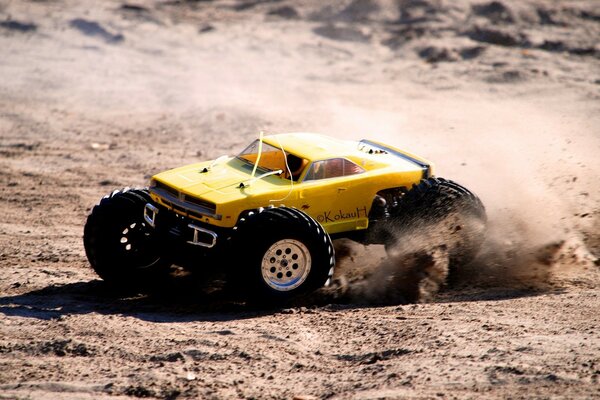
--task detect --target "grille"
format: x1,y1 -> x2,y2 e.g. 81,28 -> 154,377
150,181 -> 218,219
184,195 -> 217,212
155,180 -> 178,198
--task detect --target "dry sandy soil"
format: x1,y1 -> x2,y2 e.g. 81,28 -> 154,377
1,0 -> 599,399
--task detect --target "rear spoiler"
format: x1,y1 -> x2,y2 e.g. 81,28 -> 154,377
359,139 -> 433,179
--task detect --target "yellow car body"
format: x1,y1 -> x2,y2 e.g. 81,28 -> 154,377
149,133 -> 433,236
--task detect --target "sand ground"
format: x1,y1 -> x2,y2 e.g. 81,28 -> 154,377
1,1 -> 599,399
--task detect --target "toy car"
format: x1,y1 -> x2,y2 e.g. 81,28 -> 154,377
84,133 -> 486,301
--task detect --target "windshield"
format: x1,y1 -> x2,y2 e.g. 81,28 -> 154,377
237,140 -> 284,172
236,139 -> 308,181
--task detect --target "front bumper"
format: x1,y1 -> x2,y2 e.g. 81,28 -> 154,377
143,202 -> 228,250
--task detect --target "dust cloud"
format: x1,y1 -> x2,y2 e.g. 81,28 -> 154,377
320,208 -> 596,306
325,237 -> 450,305
316,114 -> 599,306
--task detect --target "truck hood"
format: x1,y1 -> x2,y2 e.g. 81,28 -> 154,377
151,157 -> 289,204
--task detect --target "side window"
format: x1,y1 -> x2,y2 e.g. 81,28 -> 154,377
304,158 -> 364,181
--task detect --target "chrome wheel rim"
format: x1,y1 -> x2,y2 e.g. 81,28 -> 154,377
118,221 -> 161,269
261,239 -> 311,291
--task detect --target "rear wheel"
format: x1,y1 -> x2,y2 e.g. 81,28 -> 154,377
379,177 -> 487,268
229,207 -> 335,303
83,188 -> 171,292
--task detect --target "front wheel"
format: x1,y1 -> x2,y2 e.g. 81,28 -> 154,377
229,207 -> 335,303
83,188 -> 171,292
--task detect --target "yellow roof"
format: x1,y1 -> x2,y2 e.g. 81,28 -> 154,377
261,133 -> 360,162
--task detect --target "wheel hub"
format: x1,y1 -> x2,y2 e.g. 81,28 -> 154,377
118,221 -> 161,269
261,239 -> 311,291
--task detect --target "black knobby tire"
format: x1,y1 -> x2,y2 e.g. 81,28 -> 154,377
228,207 -> 335,303
385,177 -> 487,268
83,188 -> 171,292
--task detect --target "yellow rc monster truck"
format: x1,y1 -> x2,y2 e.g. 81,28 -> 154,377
84,133 -> 486,301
